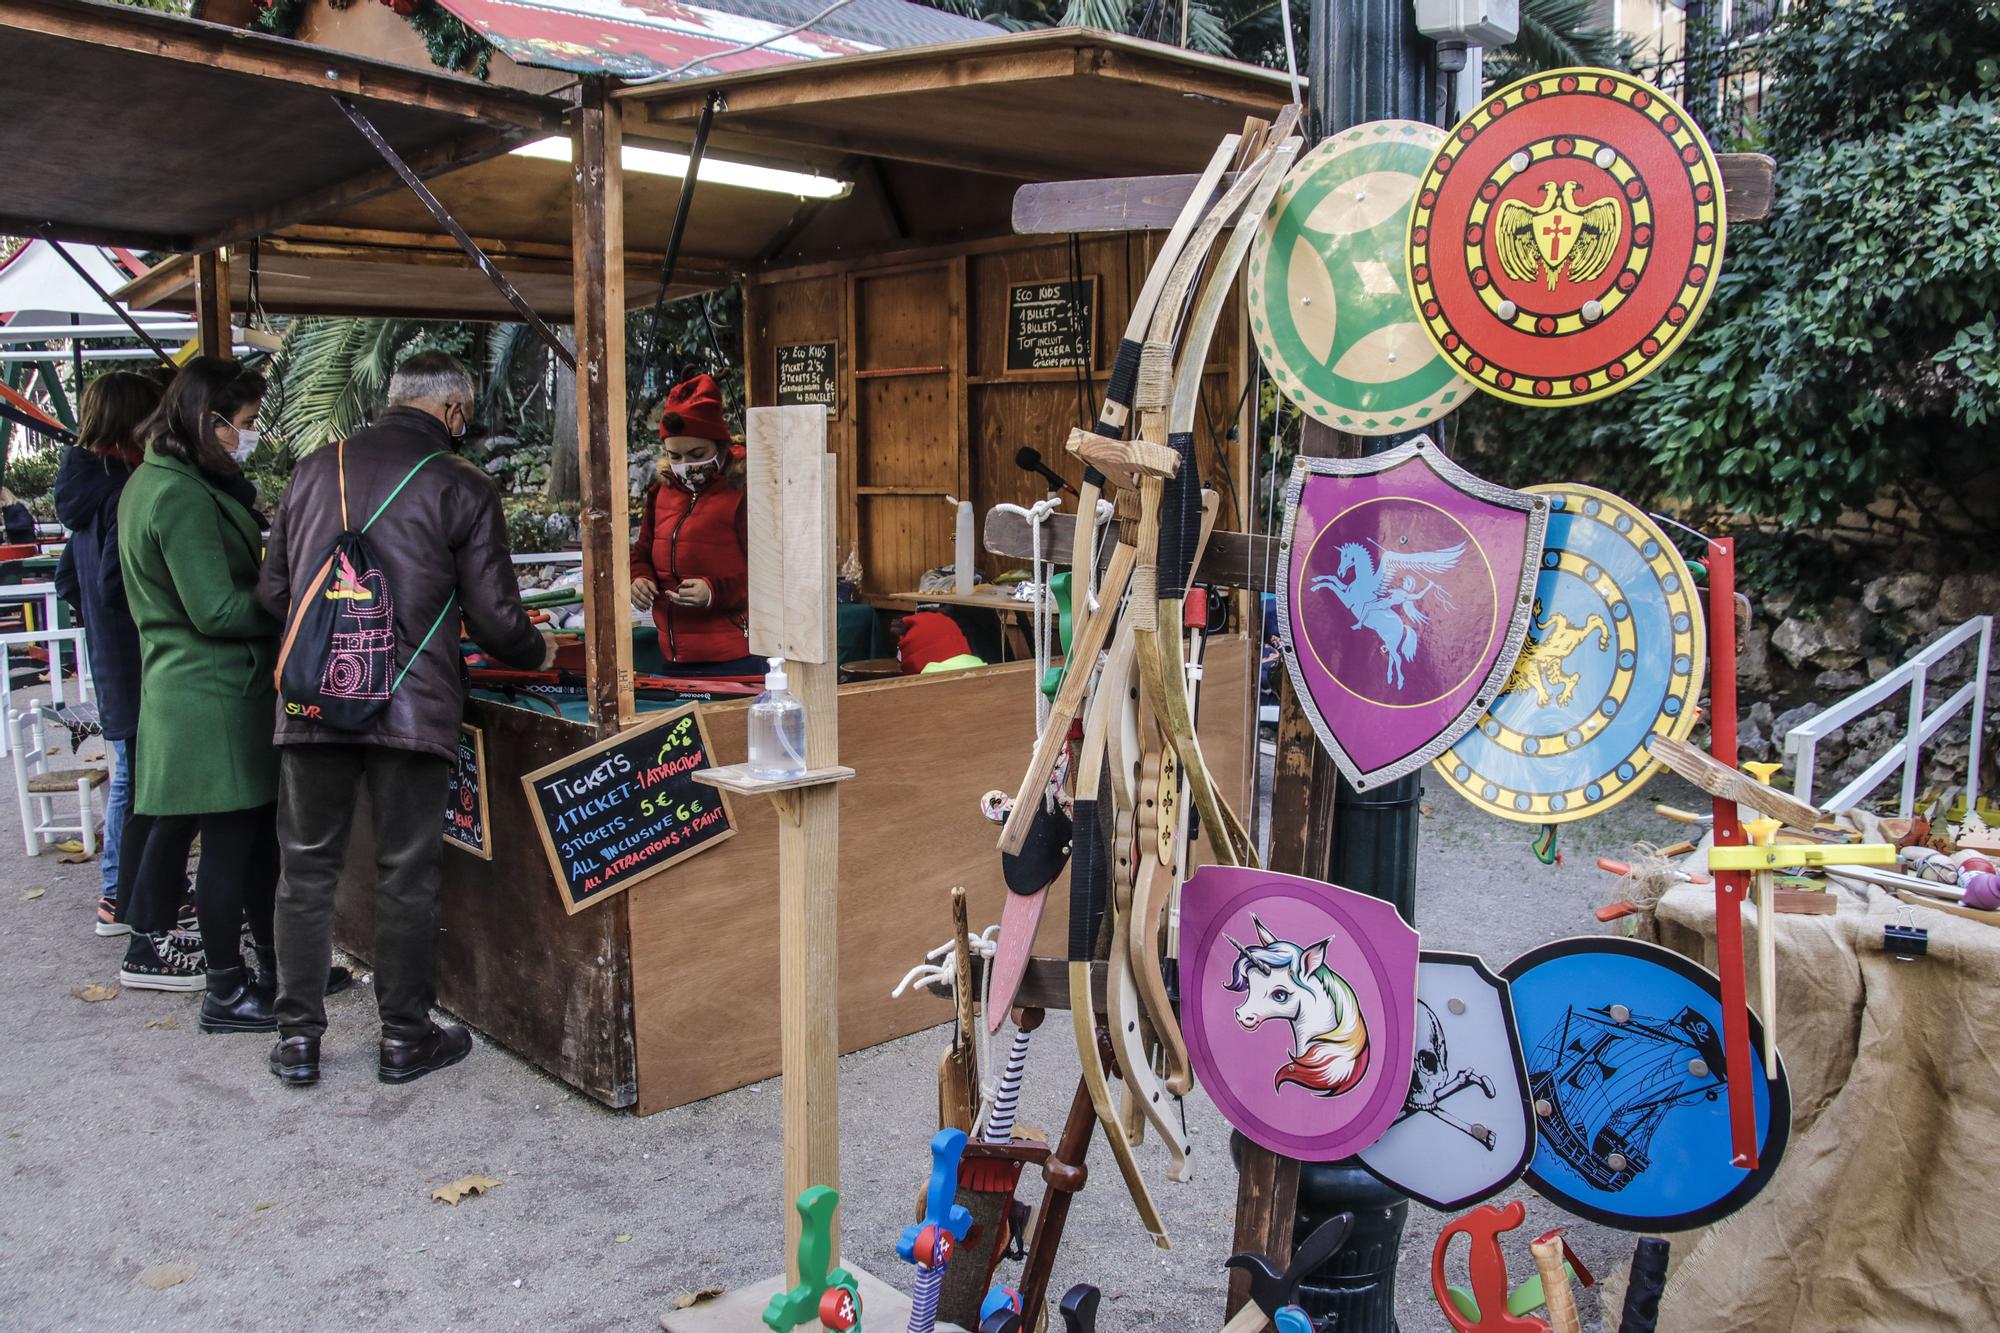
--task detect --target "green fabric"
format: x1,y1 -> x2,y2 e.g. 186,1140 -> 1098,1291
1039,572 -> 1075,700
919,653 -> 986,675
837,601 -> 885,665
118,452 -> 281,815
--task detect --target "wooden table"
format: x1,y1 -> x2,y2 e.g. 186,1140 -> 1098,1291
870,589 -> 1037,661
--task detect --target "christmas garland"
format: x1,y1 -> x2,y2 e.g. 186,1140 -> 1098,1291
248,0 -> 491,81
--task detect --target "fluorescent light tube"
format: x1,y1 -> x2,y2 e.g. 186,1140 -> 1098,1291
512,137 -> 850,199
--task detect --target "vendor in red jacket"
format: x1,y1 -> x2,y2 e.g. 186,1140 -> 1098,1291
629,374 -> 755,671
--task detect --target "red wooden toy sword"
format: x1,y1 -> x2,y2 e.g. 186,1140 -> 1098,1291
1704,536 -> 1760,1168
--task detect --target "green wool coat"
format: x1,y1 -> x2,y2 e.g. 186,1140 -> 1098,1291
118,452 -> 281,815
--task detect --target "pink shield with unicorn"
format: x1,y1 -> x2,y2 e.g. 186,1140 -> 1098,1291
1181,865 -> 1419,1161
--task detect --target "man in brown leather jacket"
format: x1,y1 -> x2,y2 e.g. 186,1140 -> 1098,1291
259,351 -> 554,1088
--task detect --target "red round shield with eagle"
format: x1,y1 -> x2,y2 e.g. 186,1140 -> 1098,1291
1406,68 -> 1726,408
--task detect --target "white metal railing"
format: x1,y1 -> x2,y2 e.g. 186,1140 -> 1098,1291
1785,615 -> 1992,816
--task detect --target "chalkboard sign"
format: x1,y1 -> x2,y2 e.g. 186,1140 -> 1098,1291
443,723 -> 490,859
1006,278 -> 1097,373
775,341 -> 838,414
520,704 -> 737,915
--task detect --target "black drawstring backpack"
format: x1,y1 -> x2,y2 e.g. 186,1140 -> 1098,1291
274,441 -> 455,729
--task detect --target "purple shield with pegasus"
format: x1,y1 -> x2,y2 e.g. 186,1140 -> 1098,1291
1276,436 -> 1547,790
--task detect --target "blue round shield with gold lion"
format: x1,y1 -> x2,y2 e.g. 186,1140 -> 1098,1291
1432,484 -> 1702,823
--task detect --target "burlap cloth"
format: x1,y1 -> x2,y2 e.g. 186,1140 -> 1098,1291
1591,883 -> 2000,1330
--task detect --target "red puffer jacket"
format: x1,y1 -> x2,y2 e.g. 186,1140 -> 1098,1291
631,478 -> 749,663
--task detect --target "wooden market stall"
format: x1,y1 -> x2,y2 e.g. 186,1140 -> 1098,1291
6,0 -> 1287,1113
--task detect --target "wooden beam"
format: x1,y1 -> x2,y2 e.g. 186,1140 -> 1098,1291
0,0 -> 557,130
571,78 -> 634,735
194,249 -> 230,359
984,503 -> 1279,592
633,111 -> 1066,183
0,215 -> 188,252
193,124 -> 541,252
1015,151 -> 1779,233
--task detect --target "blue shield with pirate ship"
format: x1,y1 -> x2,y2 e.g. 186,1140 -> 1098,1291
1502,937 -> 1790,1231
1434,483 -> 1704,824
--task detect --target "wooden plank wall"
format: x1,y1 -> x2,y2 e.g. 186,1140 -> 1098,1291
744,233 -> 1244,597
628,641 -> 1252,1114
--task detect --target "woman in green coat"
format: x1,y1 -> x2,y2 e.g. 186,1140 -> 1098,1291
120,357 -> 283,1035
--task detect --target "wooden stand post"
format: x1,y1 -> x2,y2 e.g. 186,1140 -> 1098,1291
571,75 -> 634,735
194,248 -> 230,358
749,405 -> 842,1277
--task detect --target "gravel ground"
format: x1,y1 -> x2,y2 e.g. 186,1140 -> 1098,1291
0,690 -> 1705,1331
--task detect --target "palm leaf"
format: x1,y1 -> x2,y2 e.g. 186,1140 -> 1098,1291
1505,0 -> 1624,73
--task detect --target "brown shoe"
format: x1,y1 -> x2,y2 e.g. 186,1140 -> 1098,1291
378,1022 -> 472,1084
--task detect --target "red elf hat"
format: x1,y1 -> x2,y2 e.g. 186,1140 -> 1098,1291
659,373 -> 731,442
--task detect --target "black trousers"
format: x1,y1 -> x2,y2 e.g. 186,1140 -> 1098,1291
119,806 -> 274,957
275,745 -> 451,1042
115,812 -> 195,936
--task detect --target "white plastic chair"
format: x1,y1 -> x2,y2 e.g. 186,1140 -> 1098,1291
10,702 -> 104,857
0,582 -> 94,756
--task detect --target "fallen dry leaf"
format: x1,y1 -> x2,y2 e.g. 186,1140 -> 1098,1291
613,1233 -> 632,1244
72,983 -> 118,1003
143,1016 -> 179,1031
52,839 -> 84,854
673,1287 -> 726,1310
138,1262 -> 194,1291
253,1201 -> 277,1213
59,853 -> 90,865
431,1174 -> 501,1205
20,887 -> 44,901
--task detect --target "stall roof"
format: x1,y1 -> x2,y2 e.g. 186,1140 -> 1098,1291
431,0 -> 999,80
619,28 -> 1297,182
0,0 -> 563,253
119,27 -> 1290,321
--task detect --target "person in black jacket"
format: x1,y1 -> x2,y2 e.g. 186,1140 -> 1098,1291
50,373 -> 207,981
259,351 -> 553,1087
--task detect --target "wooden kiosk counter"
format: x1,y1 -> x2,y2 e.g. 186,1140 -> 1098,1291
126,23 -> 1294,1111
335,650 -> 1250,1112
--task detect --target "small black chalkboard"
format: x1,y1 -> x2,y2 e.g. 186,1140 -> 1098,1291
520,704 -> 737,915
1006,278 -> 1096,373
775,341 -> 838,413
443,723 -> 490,859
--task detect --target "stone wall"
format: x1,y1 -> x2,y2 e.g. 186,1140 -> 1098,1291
1733,570 -> 2000,809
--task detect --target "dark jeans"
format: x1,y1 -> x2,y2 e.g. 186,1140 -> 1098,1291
118,805 -> 273,957
275,745 -> 451,1042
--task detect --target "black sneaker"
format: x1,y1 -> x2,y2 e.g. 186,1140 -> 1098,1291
94,897 -> 129,938
119,932 -> 206,992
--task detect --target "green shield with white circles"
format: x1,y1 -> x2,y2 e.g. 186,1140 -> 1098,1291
1248,120 -> 1466,436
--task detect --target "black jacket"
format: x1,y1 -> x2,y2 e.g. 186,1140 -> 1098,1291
260,408 -> 543,762
53,446 -> 141,740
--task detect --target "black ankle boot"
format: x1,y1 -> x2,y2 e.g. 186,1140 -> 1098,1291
200,966 -> 277,1034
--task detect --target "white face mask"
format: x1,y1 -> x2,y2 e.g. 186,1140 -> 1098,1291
230,428 -> 260,463
669,457 -> 721,489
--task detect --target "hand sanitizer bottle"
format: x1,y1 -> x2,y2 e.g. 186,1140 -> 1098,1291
747,656 -> 808,779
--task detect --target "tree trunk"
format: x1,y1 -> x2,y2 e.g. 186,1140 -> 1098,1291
546,330 -> 580,504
